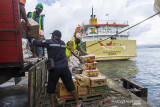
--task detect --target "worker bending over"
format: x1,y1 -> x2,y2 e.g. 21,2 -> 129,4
66,32 -> 88,71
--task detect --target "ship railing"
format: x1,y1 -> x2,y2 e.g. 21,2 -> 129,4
82,20 -> 128,26
83,32 -> 130,36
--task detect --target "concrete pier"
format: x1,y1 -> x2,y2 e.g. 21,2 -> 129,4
0,74 -> 152,107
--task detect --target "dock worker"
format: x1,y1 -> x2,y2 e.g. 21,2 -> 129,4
27,3 -> 44,57
26,30 -> 82,107
19,0 -> 30,31
66,32 -> 88,71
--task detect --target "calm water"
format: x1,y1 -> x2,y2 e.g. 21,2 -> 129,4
97,48 -> 160,107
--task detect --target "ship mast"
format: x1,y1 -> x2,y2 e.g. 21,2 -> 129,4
92,6 -> 93,18
90,6 -> 97,24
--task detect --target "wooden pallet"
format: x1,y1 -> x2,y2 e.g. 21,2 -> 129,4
79,93 -> 107,101
56,92 -> 107,106
56,96 -> 80,106
82,99 -> 105,107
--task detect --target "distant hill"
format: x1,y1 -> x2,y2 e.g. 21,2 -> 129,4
137,44 -> 160,48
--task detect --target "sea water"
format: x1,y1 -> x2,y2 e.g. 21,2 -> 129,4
98,48 -> 160,107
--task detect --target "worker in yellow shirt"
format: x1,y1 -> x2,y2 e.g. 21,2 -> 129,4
66,32 -> 88,71
27,3 -> 44,57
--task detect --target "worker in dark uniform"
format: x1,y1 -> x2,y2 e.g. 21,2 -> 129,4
27,30 -> 81,107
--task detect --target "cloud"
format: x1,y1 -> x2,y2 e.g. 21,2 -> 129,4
38,0 -> 57,6
26,0 -> 159,45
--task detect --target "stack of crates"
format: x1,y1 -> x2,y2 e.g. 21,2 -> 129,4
79,55 -> 99,77
56,55 -> 108,101
76,55 -> 108,96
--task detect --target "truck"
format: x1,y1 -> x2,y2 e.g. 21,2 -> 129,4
0,0 -> 47,106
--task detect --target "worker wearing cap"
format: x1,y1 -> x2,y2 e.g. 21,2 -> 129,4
66,32 -> 88,71
19,0 -> 30,30
27,30 -> 81,107
27,3 -> 44,57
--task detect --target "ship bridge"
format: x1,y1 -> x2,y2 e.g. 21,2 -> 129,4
82,20 -> 129,27
79,7 -> 130,41
80,20 -> 130,41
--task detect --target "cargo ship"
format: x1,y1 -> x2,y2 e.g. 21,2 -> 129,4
77,8 -> 136,61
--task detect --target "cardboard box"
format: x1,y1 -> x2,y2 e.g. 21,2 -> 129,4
75,74 -> 90,86
79,61 -> 97,70
72,68 -> 83,74
80,55 -> 95,63
89,85 -> 108,95
83,69 -> 99,77
35,34 -> 45,40
28,18 -> 39,36
56,78 -> 77,99
89,74 -> 107,87
78,85 -> 88,96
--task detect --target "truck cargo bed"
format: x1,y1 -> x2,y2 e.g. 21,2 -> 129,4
0,0 -> 23,68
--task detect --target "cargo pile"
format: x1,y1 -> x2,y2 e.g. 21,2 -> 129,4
78,55 -> 108,96
75,73 -> 108,96
56,55 -> 108,100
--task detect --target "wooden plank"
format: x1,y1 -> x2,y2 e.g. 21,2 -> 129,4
41,60 -> 47,86
35,66 -> 42,105
79,93 -> 106,101
56,95 -> 78,106
28,66 -> 36,107
24,58 -> 39,62
28,58 -> 48,107
35,58 -> 47,106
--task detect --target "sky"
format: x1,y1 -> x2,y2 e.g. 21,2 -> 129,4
25,0 -> 160,45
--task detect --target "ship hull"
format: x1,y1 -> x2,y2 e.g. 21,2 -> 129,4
80,40 -> 136,61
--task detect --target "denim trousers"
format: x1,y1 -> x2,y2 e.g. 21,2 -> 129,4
36,47 -> 43,57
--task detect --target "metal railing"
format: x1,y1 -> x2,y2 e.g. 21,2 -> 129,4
82,20 -> 128,26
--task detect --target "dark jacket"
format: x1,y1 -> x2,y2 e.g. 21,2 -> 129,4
27,36 -> 68,67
